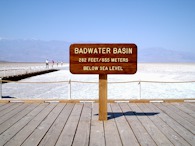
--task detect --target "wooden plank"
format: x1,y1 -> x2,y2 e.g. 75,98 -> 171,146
110,103 -> 139,146
119,103 -> 157,146
129,103 -> 174,146
55,103 -> 83,146
5,103 -> 56,146
89,103 -> 105,146
72,103 -> 92,146
0,103 -> 15,112
1,102 -> 193,146
0,100 -> 10,103
166,103 -> 195,125
0,103 -> 23,117
156,103 -> 195,134
164,99 -> 184,103
139,103 -> 191,146
0,103 -> 46,145
38,103 -> 74,146
183,103 -> 195,112
0,103 -> 29,125
185,103 -> 195,117
0,103 -> 38,135
0,103 -> 6,107
99,74 -> 107,121
104,103 -> 122,146
171,103 -> 195,118
21,103 -> 65,146
190,113 -> 195,117
150,103 -> 195,145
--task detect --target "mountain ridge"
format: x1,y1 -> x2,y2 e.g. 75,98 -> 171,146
0,39 -> 194,63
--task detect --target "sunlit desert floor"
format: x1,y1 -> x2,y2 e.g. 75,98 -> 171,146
1,63 -> 195,99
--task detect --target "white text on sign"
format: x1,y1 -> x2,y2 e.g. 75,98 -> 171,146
70,44 -> 137,74
74,47 -> 133,54
78,58 -> 129,63
83,66 -> 123,71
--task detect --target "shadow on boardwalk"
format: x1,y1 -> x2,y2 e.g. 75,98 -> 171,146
96,111 -> 159,120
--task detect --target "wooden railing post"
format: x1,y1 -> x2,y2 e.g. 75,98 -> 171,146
0,78 -> 2,98
138,81 -> 141,100
69,79 -> 71,100
99,74 -> 107,121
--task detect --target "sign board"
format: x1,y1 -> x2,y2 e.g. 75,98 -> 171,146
70,43 -> 137,120
70,44 -> 137,74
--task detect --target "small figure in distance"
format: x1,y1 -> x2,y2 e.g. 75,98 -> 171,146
46,59 -> 49,68
52,60 -> 54,68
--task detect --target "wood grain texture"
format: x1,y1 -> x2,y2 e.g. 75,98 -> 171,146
0,102 -> 194,146
99,74 -> 107,121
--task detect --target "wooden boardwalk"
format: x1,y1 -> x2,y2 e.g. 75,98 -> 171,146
0,102 -> 194,146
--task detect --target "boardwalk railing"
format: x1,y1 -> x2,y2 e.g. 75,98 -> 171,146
1,79 -> 195,99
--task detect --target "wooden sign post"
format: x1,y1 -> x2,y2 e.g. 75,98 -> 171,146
70,44 -> 137,121
99,74 -> 107,120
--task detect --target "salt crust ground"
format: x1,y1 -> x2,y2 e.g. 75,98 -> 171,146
1,63 -> 195,99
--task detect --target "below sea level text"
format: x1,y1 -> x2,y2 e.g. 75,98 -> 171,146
83,66 -> 123,71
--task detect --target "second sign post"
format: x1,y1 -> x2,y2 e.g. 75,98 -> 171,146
70,44 -> 137,120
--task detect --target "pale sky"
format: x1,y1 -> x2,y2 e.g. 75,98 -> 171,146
0,0 -> 195,52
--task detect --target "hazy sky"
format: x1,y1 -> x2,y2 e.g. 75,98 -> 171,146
0,0 -> 195,52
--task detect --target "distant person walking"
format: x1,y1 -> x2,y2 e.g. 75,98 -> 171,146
46,59 -> 49,68
52,60 -> 54,68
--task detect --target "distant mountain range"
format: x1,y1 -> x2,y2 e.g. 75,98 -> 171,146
0,39 -> 70,62
0,39 -> 195,63
139,47 -> 195,63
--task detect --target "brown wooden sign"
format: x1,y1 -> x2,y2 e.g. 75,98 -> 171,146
70,44 -> 137,74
